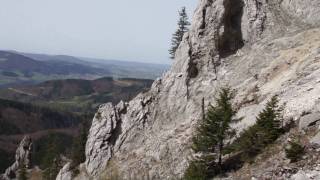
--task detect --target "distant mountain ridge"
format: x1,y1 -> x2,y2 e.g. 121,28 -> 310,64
0,51 -> 108,75
0,50 -> 169,87
21,51 -> 169,79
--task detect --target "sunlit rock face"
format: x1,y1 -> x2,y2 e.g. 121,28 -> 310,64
83,0 -> 320,179
1,136 -> 32,180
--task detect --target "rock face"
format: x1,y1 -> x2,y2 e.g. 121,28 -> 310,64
299,112 -> 320,130
83,0 -> 320,179
1,136 -> 32,180
56,163 -> 72,180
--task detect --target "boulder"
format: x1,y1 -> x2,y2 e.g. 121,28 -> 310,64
299,113 -> 320,130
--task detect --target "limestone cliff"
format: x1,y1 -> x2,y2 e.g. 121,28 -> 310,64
1,136 -> 32,180
77,0 -> 320,179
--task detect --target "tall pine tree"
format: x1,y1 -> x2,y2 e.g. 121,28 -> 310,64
169,7 -> 190,59
186,87 -> 239,179
255,95 -> 284,143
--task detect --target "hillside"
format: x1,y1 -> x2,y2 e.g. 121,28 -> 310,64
0,51 -> 109,88
21,51 -> 169,80
0,99 -> 81,135
1,0 -> 319,179
0,51 -> 168,87
0,77 -> 153,113
0,51 -> 107,75
53,0 -> 320,180
0,77 -> 153,175
0,98 -> 86,173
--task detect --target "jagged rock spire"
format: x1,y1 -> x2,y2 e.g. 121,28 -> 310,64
1,136 -> 32,180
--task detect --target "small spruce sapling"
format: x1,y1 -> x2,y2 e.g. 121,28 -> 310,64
285,141 -> 305,163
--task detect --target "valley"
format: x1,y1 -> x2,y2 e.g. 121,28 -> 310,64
0,77 -> 153,113
0,50 -> 168,88
0,71 -> 154,175
0,98 -> 84,173
2,0 -> 320,179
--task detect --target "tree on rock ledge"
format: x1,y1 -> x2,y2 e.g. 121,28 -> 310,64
229,95 -> 285,163
185,87 -> 240,179
169,7 -> 190,59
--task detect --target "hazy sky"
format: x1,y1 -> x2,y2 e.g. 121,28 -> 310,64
0,0 -> 198,64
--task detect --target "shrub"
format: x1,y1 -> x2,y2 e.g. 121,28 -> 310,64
18,165 -> 28,180
184,159 -> 209,180
285,141 -> 305,163
231,95 -> 285,162
184,154 -> 220,180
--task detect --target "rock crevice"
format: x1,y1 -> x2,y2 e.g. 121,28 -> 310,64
81,0 -> 320,179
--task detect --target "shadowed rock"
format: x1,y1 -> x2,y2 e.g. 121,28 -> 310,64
59,0 -> 320,179
1,136 -> 32,180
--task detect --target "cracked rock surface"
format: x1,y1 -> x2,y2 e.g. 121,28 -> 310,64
80,0 -> 320,179
1,136 -> 32,180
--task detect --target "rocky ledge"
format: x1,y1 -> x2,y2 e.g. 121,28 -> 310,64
1,136 -> 32,180
61,0 -> 320,179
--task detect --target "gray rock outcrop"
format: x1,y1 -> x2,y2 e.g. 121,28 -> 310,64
299,112 -> 320,130
81,0 -> 320,179
56,163 -> 72,180
1,136 -> 32,180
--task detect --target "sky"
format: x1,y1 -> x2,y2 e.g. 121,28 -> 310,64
0,0 -> 198,64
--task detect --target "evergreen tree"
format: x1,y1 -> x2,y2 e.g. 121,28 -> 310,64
184,159 -> 209,180
169,7 -> 190,59
185,87 -> 239,178
255,95 -> 284,144
42,156 -> 62,180
70,120 -> 89,173
231,95 -> 285,161
230,124 -> 265,162
18,165 -> 28,180
285,141 -> 305,162
40,134 -> 60,169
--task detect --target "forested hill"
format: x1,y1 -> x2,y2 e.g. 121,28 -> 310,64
0,98 -> 82,135
0,98 -> 87,173
0,50 -> 168,88
0,77 -> 153,113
